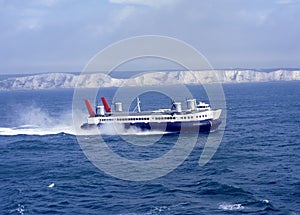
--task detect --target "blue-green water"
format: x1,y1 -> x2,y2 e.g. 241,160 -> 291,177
0,82 -> 299,214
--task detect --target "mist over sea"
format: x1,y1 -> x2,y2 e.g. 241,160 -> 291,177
0,82 -> 299,214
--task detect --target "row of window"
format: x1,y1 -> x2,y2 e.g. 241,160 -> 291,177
179,115 -> 207,120
154,117 -> 176,120
100,117 -> 150,122
99,114 -> 208,122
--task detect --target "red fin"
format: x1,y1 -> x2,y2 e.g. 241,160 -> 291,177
101,97 -> 112,112
85,100 -> 96,117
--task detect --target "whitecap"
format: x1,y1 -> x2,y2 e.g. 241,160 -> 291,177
48,183 -> 55,188
218,202 -> 244,211
11,204 -> 25,215
263,199 -> 269,204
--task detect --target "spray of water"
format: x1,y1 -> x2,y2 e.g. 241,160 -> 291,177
0,105 -> 75,136
0,105 -> 173,136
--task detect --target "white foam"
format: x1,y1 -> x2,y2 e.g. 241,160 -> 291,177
0,125 -> 75,136
0,104 -> 175,136
218,203 -> 244,211
48,183 -> 55,188
0,104 -> 76,136
263,199 -> 269,204
11,204 -> 25,215
0,125 -> 173,136
76,123 -> 174,137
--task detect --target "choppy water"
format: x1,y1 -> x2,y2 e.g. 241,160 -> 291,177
0,82 -> 299,214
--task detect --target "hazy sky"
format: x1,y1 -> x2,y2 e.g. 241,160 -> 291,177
0,0 -> 299,74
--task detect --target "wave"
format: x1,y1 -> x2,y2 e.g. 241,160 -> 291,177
218,199 -> 278,213
218,202 -> 244,211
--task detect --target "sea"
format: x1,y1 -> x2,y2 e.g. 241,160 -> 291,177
0,82 -> 299,215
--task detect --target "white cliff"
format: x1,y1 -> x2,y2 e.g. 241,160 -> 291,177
0,70 -> 299,90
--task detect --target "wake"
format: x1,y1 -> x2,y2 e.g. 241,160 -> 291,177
0,125 -> 75,136
0,125 -> 172,136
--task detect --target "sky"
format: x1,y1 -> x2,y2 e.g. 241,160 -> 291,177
0,0 -> 300,74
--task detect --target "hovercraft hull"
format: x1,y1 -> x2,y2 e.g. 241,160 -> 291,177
81,119 -> 221,133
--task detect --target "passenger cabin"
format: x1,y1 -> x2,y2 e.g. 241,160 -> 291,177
197,102 -> 211,111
